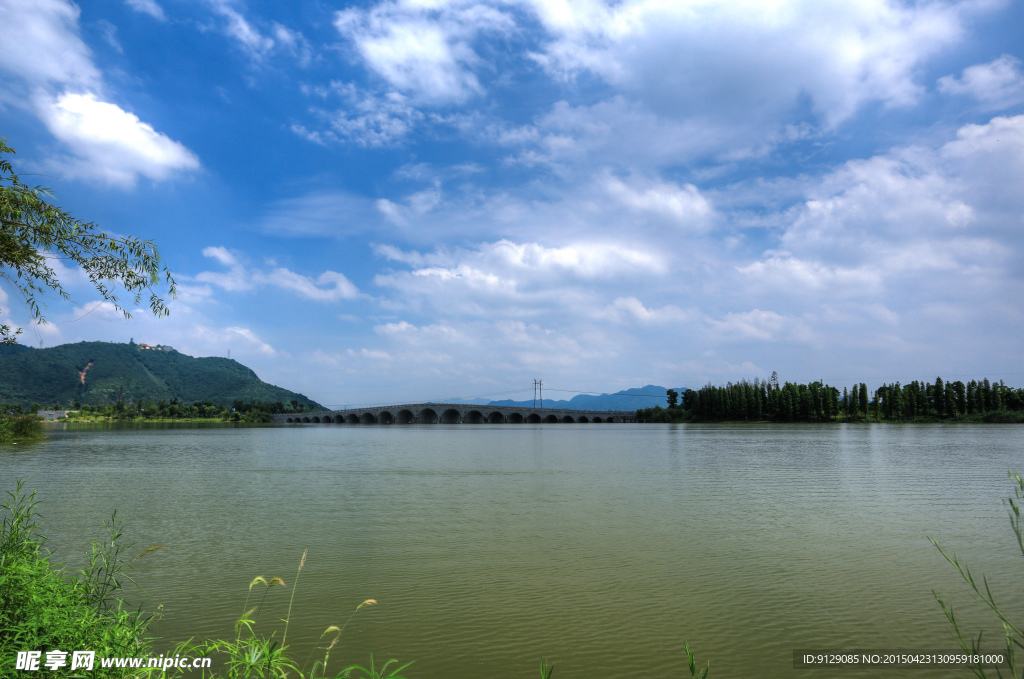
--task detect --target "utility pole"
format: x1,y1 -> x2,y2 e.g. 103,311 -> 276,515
539,380 -> 543,408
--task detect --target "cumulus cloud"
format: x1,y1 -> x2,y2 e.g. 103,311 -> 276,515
603,174 -> 714,229
334,1 -> 514,104
529,0 -> 968,125
308,0 -> 991,165
720,114 -> 1024,365
36,92 -> 199,187
0,0 -> 199,186
195,246 -> 361,302
938,55 -> 1024,110
372,238 -> 669,322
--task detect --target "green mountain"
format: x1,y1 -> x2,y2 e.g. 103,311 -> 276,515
0,341 -> 322,409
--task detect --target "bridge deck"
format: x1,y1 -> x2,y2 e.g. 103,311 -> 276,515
274,402 -> 637,424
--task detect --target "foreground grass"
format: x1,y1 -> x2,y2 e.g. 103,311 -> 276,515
0,482 -> 157,677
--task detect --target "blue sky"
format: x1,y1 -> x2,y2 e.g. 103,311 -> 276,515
2,0 -> 1023,407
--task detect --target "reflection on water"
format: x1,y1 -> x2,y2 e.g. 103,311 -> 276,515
4,423 -> 1022,678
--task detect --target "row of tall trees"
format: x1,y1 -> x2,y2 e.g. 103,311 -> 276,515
639,373 -> 1024,423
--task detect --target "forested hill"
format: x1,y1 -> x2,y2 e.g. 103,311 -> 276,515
0,341 -> 322,409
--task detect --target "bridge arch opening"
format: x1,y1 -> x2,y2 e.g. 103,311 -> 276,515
333,415 -> 345,423
487,411 -> 505,423
509,412 -> 524,423
592,417 -> 603,423
286,417 -> 294,423
441,409 -> 461,424
346,414 -> 359,424
544,415 -> 558,423
419,409 -> 438,424
577,416 -> 590,423
302,417 -> 311,423
397,410 -> 414,424
465,410 -> 484,424
312,416 -> 321,423
361,413 -> 377,424
526,413 -> 541,423
560,415 -> 575,423
379,411 -> 394,424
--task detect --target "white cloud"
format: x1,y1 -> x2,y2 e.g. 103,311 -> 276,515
317,0 -> 995,166
272,22 -> 312,66
598,297 -> 695,324
260,190 -> 385,237
722,114 -> 1023,358
36,92 -> 200,187
528,0 -> 970,127
0,0 -> 101,89
603,174 -> 713,229
195,247 -> 361,302
97,20 -> 123,54
334,1 -> 515,105
373,238 -> 668,321
708,309 -> 794,342
260,269 -> 359,302
938,55 -> 1024,110
125,0 -> 166,21
206,0 -> 274,58
192,324 -> 276,355
297,86 -> 424,147
737,255 -> 883,297
0,0 -> 199,187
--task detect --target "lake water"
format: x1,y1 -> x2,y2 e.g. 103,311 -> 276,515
3,423 -> 1022,678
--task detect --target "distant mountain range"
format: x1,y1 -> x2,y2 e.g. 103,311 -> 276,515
0,341 -> 322,409
439,385 -> 680,411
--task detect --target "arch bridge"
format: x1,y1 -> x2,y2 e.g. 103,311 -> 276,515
274,403 -> 636,425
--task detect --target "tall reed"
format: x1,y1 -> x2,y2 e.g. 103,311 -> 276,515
931,470 -> 1024,679
171,552 -> 408,679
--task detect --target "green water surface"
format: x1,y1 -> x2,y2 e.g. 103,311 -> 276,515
3,423 -> 1021,678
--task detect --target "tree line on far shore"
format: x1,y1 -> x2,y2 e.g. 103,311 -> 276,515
638,372 -> 1024,423
3,398 -> 316,423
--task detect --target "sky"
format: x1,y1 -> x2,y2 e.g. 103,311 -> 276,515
1,0 -> 1023,407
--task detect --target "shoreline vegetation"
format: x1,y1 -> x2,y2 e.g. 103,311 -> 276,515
0,414 -> 43,442
638,372 -> 1024,424
3,398 -> 313,429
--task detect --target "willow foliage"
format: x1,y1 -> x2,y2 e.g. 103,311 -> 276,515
0,139 -> 175,343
